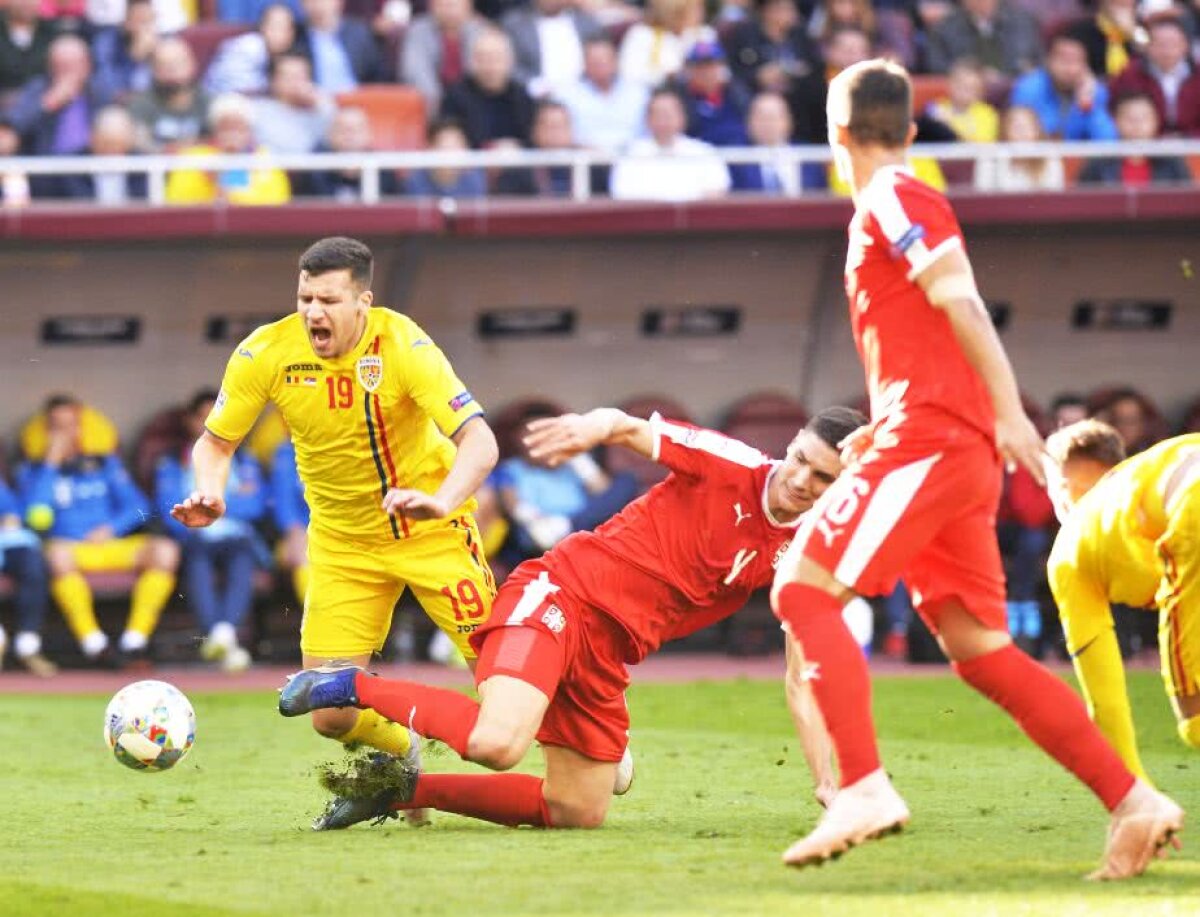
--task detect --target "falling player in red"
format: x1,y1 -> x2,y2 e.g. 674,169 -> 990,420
770,58 -> 1183,879
279,405 -> 865,829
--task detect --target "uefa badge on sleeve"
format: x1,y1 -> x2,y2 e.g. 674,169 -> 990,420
356,355 -> 383,392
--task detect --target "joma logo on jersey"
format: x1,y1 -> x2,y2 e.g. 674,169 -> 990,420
284,362 -> 323,372
356,355 -> 383,392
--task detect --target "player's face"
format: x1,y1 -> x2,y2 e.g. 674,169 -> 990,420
297,269 -> 372,359
768,430 -> 842,519
1058,457 -> 1110,508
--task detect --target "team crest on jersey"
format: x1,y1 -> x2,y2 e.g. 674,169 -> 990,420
541,605 -> 566,634
356,355 -> 384,392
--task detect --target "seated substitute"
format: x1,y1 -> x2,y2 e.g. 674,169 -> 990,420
0,475 -> 56,676
18,395 -> 179,666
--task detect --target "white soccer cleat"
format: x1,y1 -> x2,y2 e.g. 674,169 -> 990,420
613,746 -> 635,796
781,768 -> 909,868
1088,780 -> 1184,881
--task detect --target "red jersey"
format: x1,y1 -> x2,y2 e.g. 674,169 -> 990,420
845,165 -> 993,439
535,416 -> 802,663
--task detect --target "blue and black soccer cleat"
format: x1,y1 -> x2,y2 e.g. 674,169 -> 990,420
312,752 -> 420,831
278,662 -> 363,717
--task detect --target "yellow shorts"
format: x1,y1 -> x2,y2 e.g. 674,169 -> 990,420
301,516 -> 496,659
66,535 -> 149,573
1157,486 -> 1200,699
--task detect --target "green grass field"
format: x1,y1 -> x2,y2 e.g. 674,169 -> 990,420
1,671 -> 1197,917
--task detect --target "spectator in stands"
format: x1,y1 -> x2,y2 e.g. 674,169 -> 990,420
1078,91 -> 1192,185
165,92 -> 291,204
41,105 -> 147,201
974,105 -> 1066,191
292,104 -> 401,198
788,24 -> 871,144
1009,0 -> 1084,31
1051,391 -> 1089,429
495,99 -> 576,196
494,401 -> 638,559
17,394 -> 179,668
269,436 -> 309,608
611,86 -> 731,200
1068,0 -> 1140,79
401,0 -> 487,114
501,0 -> 603,97
440,27 -> 534,147
732,90 -> 820,193
217,0 -> 301,22
924,0 -> 1043,79
676,39 -> 752,148
94,0 -> 190,33
558,36 -> 646,154
999,462 -> 1054,657
128,37 -> 211,152
0,126 -> 30,208
252,52 -> 334,153
1009,30 -> 1118,140
205,3 -> 302,96
806,0 -> 876,44
3,34 -> 109,164
90,0 -> 155,104
1109,15 -> 1200,137
724,0 -> 818,96
404,117 -> 487,197
0,476 -> 56,676
0,0 -> 58,93
157,389 -> 264,672
926,57 -> 1000,142
618,0 -> 714,90
1091,386 -> 1163,455
297,0 -> 381,91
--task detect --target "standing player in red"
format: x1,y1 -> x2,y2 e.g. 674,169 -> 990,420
770,59 -> 1183,879
279,405 -> 865,829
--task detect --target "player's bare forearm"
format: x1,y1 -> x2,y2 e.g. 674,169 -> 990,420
170,430 -> 237,527
525,409 -> 653,466
785,634 -> 837,806
435,415 -> 499,513
941,297 -> 1024,421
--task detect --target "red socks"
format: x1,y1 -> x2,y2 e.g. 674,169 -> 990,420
954,644 -> 1136,811
355,674 -> 480,759
394,773 -> 553,827
775,582 -> 881,787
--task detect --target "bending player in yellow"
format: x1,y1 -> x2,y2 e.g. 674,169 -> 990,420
172,236 -> 499,790
1046,419 -> 1200,783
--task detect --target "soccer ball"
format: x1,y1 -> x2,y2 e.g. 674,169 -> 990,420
103,680 -> 196,772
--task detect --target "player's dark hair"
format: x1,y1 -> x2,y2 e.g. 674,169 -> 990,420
44,393 -> 80,413
1046,419 -> 1126,470
843,60 -> 912,148
299,236 -> 373,289
806,406 -> 868,452
187,388 -> 220,415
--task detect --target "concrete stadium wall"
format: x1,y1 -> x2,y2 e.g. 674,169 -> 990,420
0,220 -> 1196,447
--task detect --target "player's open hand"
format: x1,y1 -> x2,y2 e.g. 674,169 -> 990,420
995,411 -> 1046,486
523,413 -> 608,467
171,492 -> 226,528
382,488 -> 448,521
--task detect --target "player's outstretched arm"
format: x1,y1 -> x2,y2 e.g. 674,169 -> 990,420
383,415 -> 499,521
170,430 -> 237,528
918,248 -> 1045,485
784,633 -> 838,808
524,408 -> 653,467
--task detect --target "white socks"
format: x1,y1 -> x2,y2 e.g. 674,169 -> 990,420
13,631 -> 41,659
119,630 -> 148,653
208,621 -> 238,651
81,630 -> 109,657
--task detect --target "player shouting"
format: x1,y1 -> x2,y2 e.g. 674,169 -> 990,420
769,59 -> 1183,879
172,237 -> 498,781
279,405 -> 865,830
1046,421 -> 1200,782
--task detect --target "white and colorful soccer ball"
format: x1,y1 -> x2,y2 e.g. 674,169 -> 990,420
103,680 -> 195,772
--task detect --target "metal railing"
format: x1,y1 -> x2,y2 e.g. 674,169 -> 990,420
4,139 -> 1200,205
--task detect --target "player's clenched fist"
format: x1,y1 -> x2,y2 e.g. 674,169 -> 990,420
523,411 -> 615,467
382,488 -> 449,521
171,492 -> 226,527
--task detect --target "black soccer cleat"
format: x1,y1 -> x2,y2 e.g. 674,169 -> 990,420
312,753 -> 420,831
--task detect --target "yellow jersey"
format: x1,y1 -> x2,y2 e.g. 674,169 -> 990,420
1049,435 -> 1200,630
206,308 -> 484,543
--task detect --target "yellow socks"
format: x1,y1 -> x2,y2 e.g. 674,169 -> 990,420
339,708 -> 412,757
125,569 -> 176,642
51,572 -> 99,644
1071,626 -> 1151,783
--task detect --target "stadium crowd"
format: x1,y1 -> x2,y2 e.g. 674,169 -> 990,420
0,382 -> 1198,674
1,0 -> 1200,203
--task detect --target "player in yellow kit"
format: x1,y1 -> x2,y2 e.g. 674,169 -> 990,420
172,236 -> 499,774
1046,419 -> 1200,783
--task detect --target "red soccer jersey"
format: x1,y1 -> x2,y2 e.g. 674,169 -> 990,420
844,165 -> 994,438
536,416 -> 802,663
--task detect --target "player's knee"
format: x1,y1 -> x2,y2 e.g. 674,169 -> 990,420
148,537 -> 181,571
311,707 -> 358,739
466,724 -> 529,771
45,542 -> 76,576
548,797 -> 609,829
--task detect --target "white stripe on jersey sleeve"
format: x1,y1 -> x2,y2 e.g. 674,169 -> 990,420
861,170 -> 962,281
649,411 -> 665,462
905,235 -> 962,282
653,412 -> 767,469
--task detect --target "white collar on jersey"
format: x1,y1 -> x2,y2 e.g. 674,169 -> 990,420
761,461 -> 806,530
